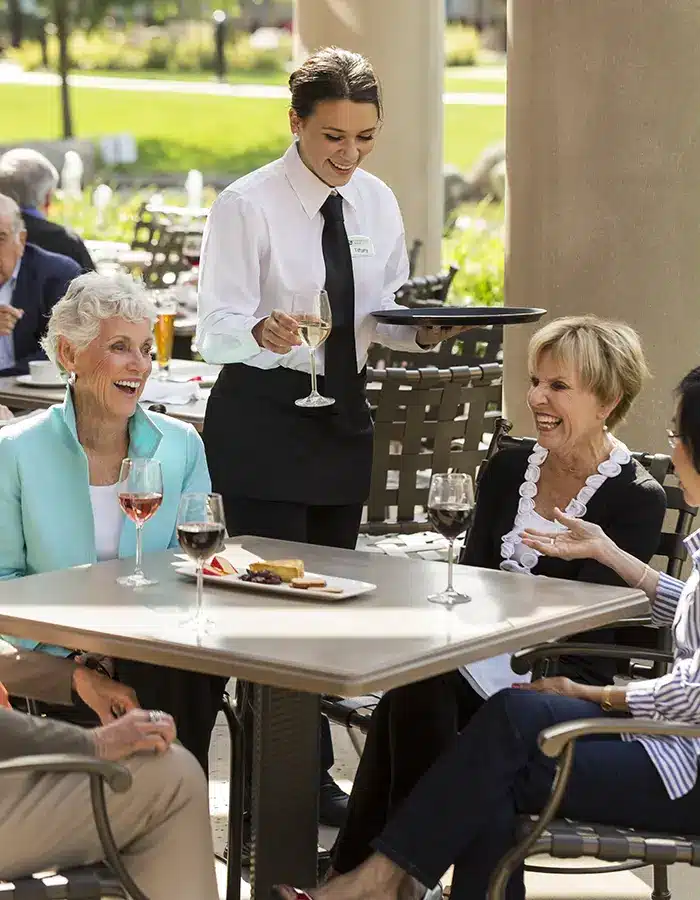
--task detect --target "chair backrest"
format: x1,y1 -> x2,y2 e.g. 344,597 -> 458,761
367,325 -> 503,372
408,238 -> 423,277
362,363 -> 503,534
478,418 -> 698,577
395,263 -> 459,308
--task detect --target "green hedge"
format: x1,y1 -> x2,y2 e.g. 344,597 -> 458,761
7,24 -> 292,75
444,24 -> 481,67
443,208 -> 504,306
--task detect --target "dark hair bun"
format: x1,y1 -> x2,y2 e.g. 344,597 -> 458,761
289,46 -> 382,120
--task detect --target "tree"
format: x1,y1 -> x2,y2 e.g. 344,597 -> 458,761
54,0 -> 73,138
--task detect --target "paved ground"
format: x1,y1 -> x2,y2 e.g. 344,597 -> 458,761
207,698 -> 700,900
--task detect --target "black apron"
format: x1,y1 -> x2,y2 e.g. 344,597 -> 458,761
203,362 -> 373,506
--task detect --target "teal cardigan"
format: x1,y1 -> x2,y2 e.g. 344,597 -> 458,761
0,390 -> 211,653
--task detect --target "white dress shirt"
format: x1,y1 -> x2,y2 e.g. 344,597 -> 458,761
0,259 -> 21,372
196,141 -> 426,373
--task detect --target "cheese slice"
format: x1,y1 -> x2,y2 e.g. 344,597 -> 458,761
248,559 -> 305,582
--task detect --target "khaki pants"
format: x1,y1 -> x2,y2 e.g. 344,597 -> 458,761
0,744 -> 219,900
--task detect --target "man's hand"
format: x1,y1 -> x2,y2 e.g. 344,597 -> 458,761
0,681 -> 10,709
0,406 -> 12,422
253,311 -> 302,354
0,306 -> 23,337
72,666 -> 139,725
91,709 -> 176,761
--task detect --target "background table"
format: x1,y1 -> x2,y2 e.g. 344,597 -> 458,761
0,538 -> 647,898
0,359 -> 216,432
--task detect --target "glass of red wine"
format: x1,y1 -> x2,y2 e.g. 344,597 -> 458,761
427,472 -> 475,607
117,458 -> 164,588
176,492 -> 226,633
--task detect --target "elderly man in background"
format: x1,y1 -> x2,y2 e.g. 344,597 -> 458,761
0,193 -> 80,376
0,148 -> 95,271
0,651 -> 219,899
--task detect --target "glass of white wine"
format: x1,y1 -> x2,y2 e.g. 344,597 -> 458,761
291,290 -> 335,408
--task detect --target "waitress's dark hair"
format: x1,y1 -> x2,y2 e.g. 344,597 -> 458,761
289,46 -> 382,120
675,366 -> 700,471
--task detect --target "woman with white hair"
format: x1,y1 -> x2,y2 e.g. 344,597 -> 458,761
0,272 -> 226,772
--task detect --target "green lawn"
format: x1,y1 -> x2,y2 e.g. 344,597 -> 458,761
72,69 -> 504,94
0,82 -> 505,176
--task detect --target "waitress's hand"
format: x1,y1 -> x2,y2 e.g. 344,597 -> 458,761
416,325 -> 474,347
253,311 -> 302,354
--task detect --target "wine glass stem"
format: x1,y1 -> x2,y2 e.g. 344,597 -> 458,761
447,540 -> 455,592
134,524 -> 144,578
196,563 -> 204,620
309,348 -> 319,395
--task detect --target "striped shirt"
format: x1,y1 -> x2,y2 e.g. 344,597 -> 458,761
624,527 -> 700,798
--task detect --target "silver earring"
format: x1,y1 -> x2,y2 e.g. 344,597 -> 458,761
68,371 -> 76,385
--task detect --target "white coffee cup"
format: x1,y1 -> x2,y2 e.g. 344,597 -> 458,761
28,360 -> 64,385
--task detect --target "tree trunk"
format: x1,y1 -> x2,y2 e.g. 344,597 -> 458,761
54,0 -> 73,139
7,0 -> 22,47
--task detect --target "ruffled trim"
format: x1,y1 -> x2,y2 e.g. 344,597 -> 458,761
499,439 -> 631,575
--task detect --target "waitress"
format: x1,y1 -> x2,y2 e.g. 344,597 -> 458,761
197,45 -> 461,823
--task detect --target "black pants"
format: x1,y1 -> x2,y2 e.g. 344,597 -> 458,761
332,671 -> 484,873
373,689 -> 700,900
222,496 -> 364,551
223,495 -> 364,806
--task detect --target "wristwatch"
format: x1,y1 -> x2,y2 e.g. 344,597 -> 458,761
600,684 -> 614,712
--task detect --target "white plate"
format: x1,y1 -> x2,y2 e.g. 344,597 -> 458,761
173,562 -> 376,602
15,374 -> 65,389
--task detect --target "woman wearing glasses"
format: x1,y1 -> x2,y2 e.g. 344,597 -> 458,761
275,364 -> 700,900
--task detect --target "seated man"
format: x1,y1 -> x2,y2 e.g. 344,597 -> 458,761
0,193 -> 80,376
0,148 -> 95,271
0,648 -> 219,900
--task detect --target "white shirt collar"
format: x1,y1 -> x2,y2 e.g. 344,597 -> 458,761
283,141 -> 358,219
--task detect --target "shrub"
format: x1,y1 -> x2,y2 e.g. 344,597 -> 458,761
442,207 -> 504,306
7,24 -> 292,76
444,23 -> 481,67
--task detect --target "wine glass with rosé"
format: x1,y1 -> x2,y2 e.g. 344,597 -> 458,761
116,458 -> 163,587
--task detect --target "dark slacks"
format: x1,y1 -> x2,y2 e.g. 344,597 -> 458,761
373,689 -> 700,900
332,671 -> 483,873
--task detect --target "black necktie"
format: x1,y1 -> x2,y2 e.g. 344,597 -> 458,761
320,193 -> 358,403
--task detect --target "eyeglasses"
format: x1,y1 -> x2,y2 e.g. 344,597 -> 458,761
667,429 -> 681,449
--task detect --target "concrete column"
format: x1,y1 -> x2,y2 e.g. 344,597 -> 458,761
504,0 -> 700,453
294,0 -> 445,273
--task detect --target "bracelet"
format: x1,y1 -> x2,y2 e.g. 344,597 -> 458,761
600,684 -> 615,712
632,564 -> 650,591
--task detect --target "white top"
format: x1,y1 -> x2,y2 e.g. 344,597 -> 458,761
462,437 -> 632,698
89,483 -> 122,562
196,141 -> 425,372
499,437 -> 632,575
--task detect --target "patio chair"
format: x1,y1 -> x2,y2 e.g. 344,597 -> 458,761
362,362 -> 503,535
488,649 -> 700,900
367,325 -> 503,372
395,263 -> 459,308
0,754 -> 148,899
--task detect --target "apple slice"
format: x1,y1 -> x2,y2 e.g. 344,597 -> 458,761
202,556 -> 238,577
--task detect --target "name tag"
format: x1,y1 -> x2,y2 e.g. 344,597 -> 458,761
348,235 -> 375,258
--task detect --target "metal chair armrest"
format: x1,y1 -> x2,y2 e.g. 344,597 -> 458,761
539,716 -> 700,758
0,753 -> 149,900
0,753 -> 131,792
510,642 -> 674,675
